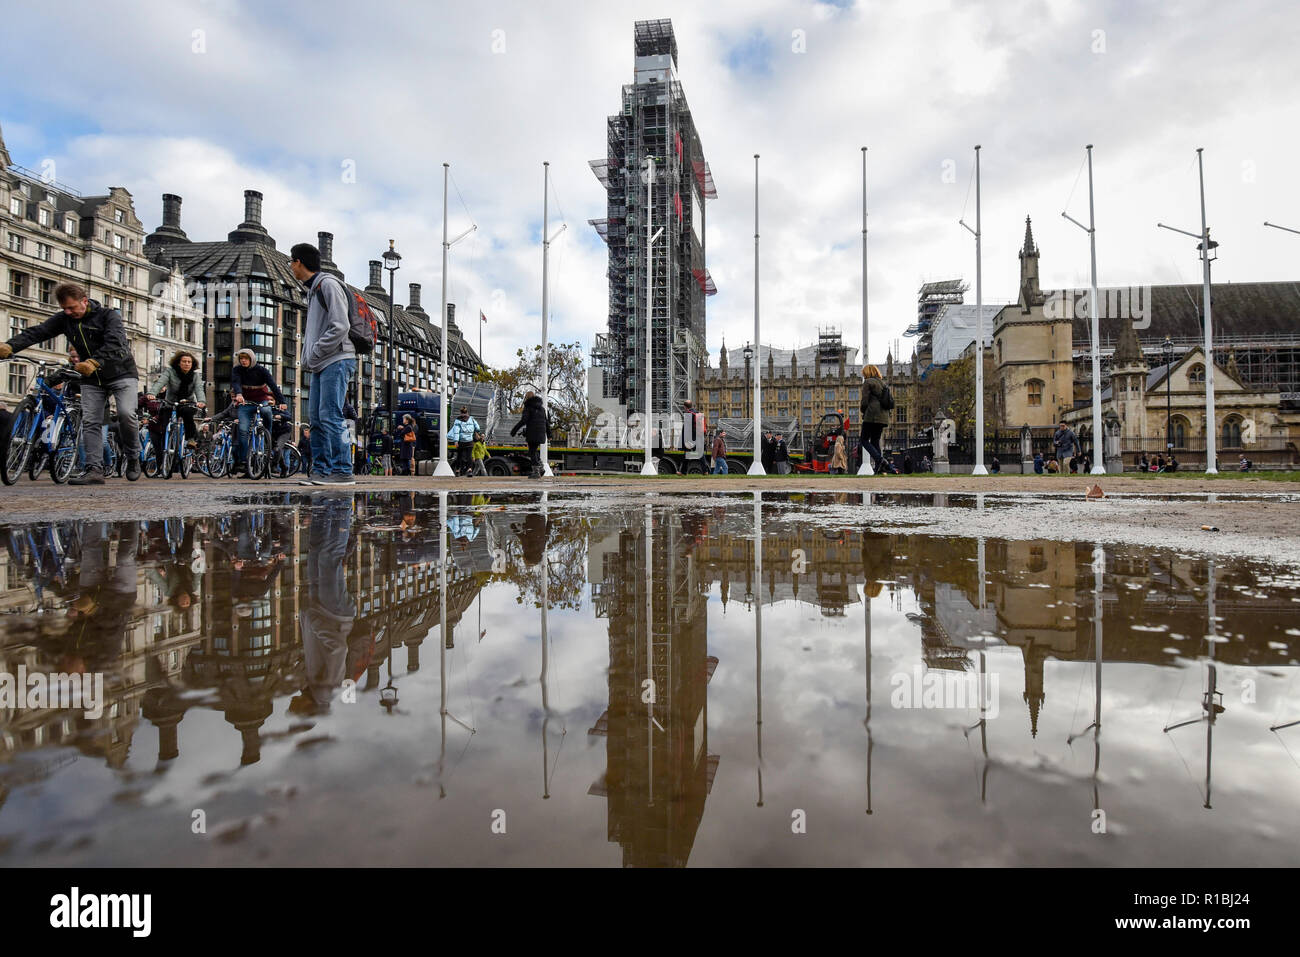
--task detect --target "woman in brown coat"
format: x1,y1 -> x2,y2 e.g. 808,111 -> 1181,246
830,433 -> 847,473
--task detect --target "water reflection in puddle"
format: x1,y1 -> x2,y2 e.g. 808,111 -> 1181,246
1,491 -> 1297,866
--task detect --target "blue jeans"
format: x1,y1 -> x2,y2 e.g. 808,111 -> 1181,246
308,358 -> 356,476
235,403 -> 272,464
712,456 -> 728,474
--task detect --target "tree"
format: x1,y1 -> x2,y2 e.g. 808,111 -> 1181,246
476,341 -> 595,439
914,353 -> 1002,436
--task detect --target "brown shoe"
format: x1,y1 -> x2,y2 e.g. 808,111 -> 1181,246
69,470 -> 106,486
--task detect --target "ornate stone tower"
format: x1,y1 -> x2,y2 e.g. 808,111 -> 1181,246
1111,315 -> 1148,442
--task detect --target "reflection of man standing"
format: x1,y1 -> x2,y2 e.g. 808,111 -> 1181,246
291,496 -> 356,715
60,521 -> 140,671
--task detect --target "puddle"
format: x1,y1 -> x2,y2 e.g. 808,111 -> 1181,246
1,491 -> 1297,866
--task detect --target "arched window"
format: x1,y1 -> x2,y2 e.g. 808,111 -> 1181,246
1027,378 -> 1044,407
1170,415 -> 1190,448
1187,363 -> 1205,385
1221,415 -> 1243,448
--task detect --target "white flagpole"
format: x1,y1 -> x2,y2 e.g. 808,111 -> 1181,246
540,162 -> 556,477
857,147 -> 874,476
640,156 -> 660,476
971,145 -> 987,475
435,164 -> 454,476
1197,149 -> 1218,475
748,154 -> 766,475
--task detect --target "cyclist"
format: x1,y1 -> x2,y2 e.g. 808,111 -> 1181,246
0,282 -> 142,484
230,348 -> 286,478
145,350 -> 206,460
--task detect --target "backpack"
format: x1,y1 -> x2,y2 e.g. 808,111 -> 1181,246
878,382 -> 895,412
315,276 -> 378,355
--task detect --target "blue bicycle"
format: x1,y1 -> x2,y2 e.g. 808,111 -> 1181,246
157,400 -> 199,480
1,363 -> 83,485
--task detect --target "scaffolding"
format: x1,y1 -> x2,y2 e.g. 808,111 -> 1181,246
590,19 -> 714,416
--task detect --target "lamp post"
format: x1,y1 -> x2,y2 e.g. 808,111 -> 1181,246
1163,336 -> 1173,452
1157,148 -> 1218,473
749,154 -> 765,476
1061,144 -> 1106,474
435,163 -> 477,477
743,343 -> 753,418
958,145 -> 987,475
381,240 -> 401,415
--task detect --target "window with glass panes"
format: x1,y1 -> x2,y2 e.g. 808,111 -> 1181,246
8,363 -> 29,395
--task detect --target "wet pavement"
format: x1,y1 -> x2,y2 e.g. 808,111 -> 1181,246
1,490 -> 1298,866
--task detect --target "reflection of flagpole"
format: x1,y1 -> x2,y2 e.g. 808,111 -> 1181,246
1069,546 -> 1105,810
963,650 -> 991,802
1163,557 -> 1222,809
755,491 -> 764,807
645,501 -> 655,806
540,489 -> 559,798
438,489 -> 449,798
863,580 -> 873,815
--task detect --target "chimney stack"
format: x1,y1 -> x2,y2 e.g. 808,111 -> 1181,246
243,189 -> 263,226
162,193 -> 182,227
317,231 -> 343,280
228,188 -> 275,247
146,192 -> 190,250
407,283 -> 426,315
365,260 -> 385,295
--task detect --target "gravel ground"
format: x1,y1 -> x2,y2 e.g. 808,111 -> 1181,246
2,472 -> 1298,564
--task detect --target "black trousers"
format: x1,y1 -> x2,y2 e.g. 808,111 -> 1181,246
455,441 -> 473,474
860,422 -> 886,469
527,442 -> 542,476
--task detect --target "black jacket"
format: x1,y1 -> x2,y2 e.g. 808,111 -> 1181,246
231,363 -> 285,405
510,395 -> 550,445
6,299 -> 137,386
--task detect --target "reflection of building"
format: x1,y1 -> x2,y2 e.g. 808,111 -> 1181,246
588,510 -> 718,867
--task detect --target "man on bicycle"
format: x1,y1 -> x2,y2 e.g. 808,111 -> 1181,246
230,348 -> 286,478
0,282 -> 141,484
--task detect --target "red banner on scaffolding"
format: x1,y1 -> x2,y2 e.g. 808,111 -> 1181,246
674,191 -> 683,222
675,130 -> 683,162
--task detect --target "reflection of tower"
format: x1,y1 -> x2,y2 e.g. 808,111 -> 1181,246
141,688 -> 187,763
589,507 -> 718,867
1022,640 -> 1048,738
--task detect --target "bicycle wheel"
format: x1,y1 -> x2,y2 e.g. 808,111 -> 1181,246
271,444 -> 303,479
246,428 -> 269,479
1,402 -> 35,485
143,447 -> 160,479
27,445 -> 47,481
160,422 -> 176,479
51,411 -> 80,484
179,444 -> 193,479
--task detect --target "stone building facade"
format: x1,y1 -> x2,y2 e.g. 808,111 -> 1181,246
1,122 -> 193,408
142,190 -> 480,425
694,339 -> 920,451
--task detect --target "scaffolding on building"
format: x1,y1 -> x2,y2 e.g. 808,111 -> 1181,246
589,19 -> 715,417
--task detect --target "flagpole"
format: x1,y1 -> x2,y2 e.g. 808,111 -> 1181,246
748,154 -> 765,475
540,161 -> 554,477
857,146 -> 874,476
971,145 -> 987,476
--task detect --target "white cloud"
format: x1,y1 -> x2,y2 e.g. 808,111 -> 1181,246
4,0 -> 1299,370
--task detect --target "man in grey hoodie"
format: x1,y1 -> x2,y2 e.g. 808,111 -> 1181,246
289,242 -> 356,484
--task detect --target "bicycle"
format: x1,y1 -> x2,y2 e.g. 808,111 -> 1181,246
135,414 -> 160,478
2,363 -> 82,485
200,422 -> 235,478
243,401 -> 275,479
157,400 -> 200,480
268,439 -> 304,479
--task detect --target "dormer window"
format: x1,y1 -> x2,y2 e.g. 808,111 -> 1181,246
1187,363 -> 1205,385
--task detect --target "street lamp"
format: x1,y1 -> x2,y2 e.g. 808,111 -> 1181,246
1157,147 -> 1219,473
1163,336 -> 1173,453
743,343 -> 754,418
381,239 -> 401,414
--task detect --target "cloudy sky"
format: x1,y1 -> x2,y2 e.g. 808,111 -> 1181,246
3,0 -> 1298,369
